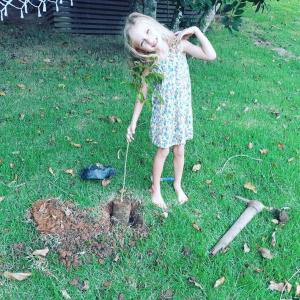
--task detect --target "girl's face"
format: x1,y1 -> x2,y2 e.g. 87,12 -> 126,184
129,21 -> 161,54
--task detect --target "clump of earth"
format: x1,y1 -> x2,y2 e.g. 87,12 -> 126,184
30,196 -> 148,268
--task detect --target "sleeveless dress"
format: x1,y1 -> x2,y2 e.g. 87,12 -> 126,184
150,45 -> 193,148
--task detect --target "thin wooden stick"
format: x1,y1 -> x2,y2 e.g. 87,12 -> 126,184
217,154 -> 262,174
280,268 -> 300,300
235,195 -> 273,211
120,142 -> 130,203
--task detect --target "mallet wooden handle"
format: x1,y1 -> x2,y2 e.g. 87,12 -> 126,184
211,200 -> 265,256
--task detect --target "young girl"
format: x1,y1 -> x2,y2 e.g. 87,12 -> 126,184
124,12 -> 216,210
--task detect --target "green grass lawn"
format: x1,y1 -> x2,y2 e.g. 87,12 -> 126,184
0,0 -> 299,298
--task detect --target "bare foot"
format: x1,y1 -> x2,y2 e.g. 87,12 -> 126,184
150,186 -> 167,210
174,185 -> 188,204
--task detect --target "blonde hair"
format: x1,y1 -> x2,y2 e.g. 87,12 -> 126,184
124,12 -> 175,62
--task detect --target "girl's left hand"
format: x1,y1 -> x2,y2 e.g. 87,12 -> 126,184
175,26 -> 199,42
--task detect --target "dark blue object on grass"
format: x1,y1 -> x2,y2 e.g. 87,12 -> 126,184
80,163 -> 116,180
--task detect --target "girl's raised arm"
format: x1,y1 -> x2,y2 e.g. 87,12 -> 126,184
177,26 -> 217,61
126,75 -> 148,143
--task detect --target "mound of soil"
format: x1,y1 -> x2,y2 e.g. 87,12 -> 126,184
30,197 -> 148,268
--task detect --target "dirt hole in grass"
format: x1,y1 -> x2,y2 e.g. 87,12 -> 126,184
30,196 -> 148,269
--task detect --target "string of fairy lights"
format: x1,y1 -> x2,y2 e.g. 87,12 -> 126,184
0,0 -> 73,21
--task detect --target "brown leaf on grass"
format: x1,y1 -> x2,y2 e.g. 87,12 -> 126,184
69,278 -> 79,286
254,268 -> 263,273
109,116 -> 122,123
58,83 -> 66,89
268,281 -> 292,293
64,169 -> 75,176
0,90 -> 6,96
61,289 -> 71,299
3,271 -> 32,281
205,179 -> 212,185
80,280 -> 89,291
188,277 -> 204,290
258,247 -> 274,259
101,179 -> 111,187
192,222 -> 202,231
32,247 -> 49,257
160,289 -> 173,299
243,243 -> 250,253
17,83 -> 26,90
259,148 -> 269,155
70,142 -> 81,148
0,196 -> 5,203
244,182 -> 257,193
277,143 -> 285,150
271,232 -> 276,247
19,112 -> 25,120
247,142 -> 254,149
48,167 -> 55,176
192,163 -> 201,172
296,283 -> 300,297
214,276 -> 225,288
103,280 -> 112,288
118,293 -> 125,300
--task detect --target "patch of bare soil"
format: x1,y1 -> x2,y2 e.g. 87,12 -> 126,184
254,37 -> 299,60
30,197 -> 148,269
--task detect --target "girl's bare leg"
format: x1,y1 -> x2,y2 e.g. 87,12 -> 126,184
151,147 -> 169,210
173,144 -> 188,204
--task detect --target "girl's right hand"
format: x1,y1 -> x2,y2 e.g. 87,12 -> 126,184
126,122 -> 136,143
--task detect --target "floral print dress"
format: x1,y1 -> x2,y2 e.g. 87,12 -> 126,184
150,45 -> 193,148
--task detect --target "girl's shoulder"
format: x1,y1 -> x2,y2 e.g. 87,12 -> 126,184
168,37 -> 186,55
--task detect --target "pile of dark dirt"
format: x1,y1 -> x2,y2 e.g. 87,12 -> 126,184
30,197 -> 148,268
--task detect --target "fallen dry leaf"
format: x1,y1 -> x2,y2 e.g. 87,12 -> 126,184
247,142 -> 254,149
17,83 -> 26,90
243,243 -> 250,253
271,232 -> 276,247
109,116 -> 122,123
192,222 -> 202,231
3,271 -> 32,281
214,276 -> 225,288
205,179 -> 212,185
70,142 -> 81,148
58,83 -> 66,89
259,148 -> 269,155
61,289 -> 71,299
80,280 -> 89,291
32,247 -> 49,257
192,163 -> 201,172
268,280 -> 292,293
244,182 -> 257,193
64,169 -> 75,176
295,283 -> 300,297
0,90 -> 6,96
254,268 -> 263,273
48,167 -> 55,176
101,179 -> 111,187
277,143 -> 285,150
258,247 -> 274,259
188,277 -> 204,290
19,112 -> 25,120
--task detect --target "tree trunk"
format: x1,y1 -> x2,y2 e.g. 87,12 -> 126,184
130,0 -> 157,18
201,2 -> 221,33
171,2 -> 184,31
